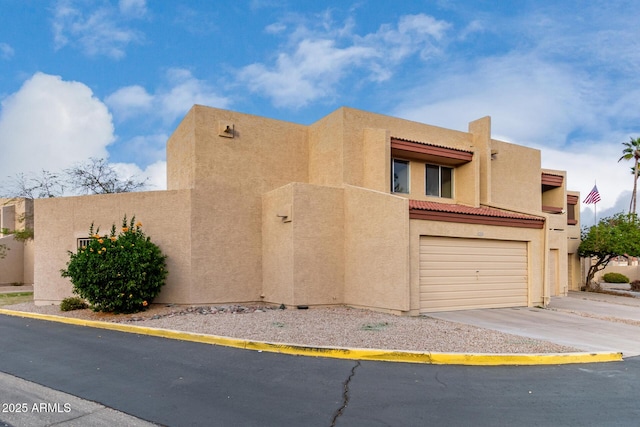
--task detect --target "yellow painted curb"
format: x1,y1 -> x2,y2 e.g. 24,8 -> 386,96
0,309 -> 623,365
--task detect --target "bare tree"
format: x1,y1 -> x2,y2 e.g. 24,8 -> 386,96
1,158 -> 147,198
0,158 -> 148,242
1,170 -> 65,199
64,158 -> 147,195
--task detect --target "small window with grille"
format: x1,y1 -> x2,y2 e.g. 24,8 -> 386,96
77,238 -> 92,249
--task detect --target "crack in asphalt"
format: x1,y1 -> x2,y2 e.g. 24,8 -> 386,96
435,371 -> 447,388
329,361 -> 361,426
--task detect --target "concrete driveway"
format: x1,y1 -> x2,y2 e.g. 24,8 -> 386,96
428,291 -> 640,357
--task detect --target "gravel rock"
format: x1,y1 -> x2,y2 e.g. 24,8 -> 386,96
2,302 -> 580,354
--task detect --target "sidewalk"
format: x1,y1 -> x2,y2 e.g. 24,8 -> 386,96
551,290 -> 640,320
0,371 -> 157,427
428,291 -> 640,357
0,284 -> 33,294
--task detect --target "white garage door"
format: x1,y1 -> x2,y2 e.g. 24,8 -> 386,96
420,236 -> 528,313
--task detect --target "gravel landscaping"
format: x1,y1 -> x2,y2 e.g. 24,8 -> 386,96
2,301 -> 581,354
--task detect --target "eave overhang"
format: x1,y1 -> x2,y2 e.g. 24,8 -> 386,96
541,172 -> 564,187
391,137 -> 473,166
409,200 -> 545,229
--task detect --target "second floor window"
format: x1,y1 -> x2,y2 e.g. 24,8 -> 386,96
567,203 -> 577,225
393,159 -> 409,193
426,164 -> 452,198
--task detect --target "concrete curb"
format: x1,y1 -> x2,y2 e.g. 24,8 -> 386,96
0,308 -> 623,366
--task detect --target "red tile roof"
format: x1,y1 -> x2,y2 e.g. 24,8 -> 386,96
392,137 -> 473,154
408,200 -> 544,222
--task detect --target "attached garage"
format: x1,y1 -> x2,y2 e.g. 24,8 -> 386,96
419,236 -> 528,313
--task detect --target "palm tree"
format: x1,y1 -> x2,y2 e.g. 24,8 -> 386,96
619,137 -> 640,214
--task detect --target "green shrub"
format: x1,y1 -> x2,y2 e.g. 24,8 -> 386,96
602,272 -> 629,283
60,296 -> 88,312
630,280 -> 640,291
61,215 -> 168,314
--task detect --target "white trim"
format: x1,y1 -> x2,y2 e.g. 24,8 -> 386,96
425,163 -> 453,198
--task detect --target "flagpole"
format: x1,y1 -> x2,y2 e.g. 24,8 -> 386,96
594,181 -> 597,225
583,183 -> 600,226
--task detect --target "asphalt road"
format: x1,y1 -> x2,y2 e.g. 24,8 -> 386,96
1,314 -> 640,427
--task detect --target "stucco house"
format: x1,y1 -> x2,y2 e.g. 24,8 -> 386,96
29,105 -> 581,314
0,197 -> 34,286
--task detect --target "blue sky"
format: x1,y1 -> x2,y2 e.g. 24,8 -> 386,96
1,0 -> 639,225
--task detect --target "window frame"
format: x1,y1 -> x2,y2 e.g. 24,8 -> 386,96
392,158 -> 410,194
425,163 -> 453,198
77,237 -> 92,250
567,202 -> 577,225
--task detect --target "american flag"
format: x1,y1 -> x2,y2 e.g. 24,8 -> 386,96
583,185 -> 601,204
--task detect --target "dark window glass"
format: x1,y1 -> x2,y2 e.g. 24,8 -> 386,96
441,167 -> 452,198
393,159 -> 409,193
425,164 -> 439,196
426,164 -> 453,198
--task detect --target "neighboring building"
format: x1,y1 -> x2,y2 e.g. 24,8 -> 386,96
0,197 -> 34,286
31,106 -> 581,314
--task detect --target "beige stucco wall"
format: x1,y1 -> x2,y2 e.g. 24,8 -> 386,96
566,190 -> 581,290
262,184 -> 295,305
343,108 -> 473,189
180,106 -> 310,304
0,198 -> 34,285
29,104 -> 580,314
409,219 -> 546,313
538,171 -> 580,294
490,139 -> 542,212
593,264 -> 640,283
344,185 -> 410,313
308,109 -> 345,187
290,184 -> 344,305
0,236 -> 24,285
1,198 -> 33,232
22,239 -> 34,284
363,128 -> 391,193
262,183 -> 345,307
263,183 -> 409,311
309,107 -> 474,193
468,117 -> 492,205
547,227 -> 569,296
167,108 -> 196,190
33,190 -> 192,305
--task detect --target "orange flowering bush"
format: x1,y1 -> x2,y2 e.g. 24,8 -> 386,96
61,215 -> 167,313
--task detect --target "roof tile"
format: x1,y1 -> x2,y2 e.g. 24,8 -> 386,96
408,200 -> 544,222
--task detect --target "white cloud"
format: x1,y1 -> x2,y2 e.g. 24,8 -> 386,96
111,160 -> 166,191
143,160 -> 167,190
237,12 -> 451,108
105,85 -> 153,120
52,0 -> 143,59
581,190 -> 633,227
395,54 -> 595,145
389,49 -> 632,221
158,69 -> 230,123
0,72 -> 114,181
119,0 -> 147,18
265,22 -> 287,34
0,43 -> 14,60
458,20 -> 485,40
106,69 -> 230,124
121,133 -> 167,164
536,142 -> 632,215
239,40 -> 378,108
